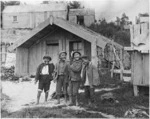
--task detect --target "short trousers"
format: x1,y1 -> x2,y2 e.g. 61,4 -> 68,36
68,80 -> 80,96
56,75 -> 68,95
38,76 -> 51,92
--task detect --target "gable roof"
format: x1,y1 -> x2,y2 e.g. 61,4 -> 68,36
8,16 -> 123,51
3,3 -> 67,13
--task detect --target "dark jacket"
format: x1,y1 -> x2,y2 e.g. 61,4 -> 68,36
69,59 -> 82,81
35,63 -> 55,82
54,60 -> 69,83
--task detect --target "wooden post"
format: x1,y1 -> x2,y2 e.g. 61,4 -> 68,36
44,40 -> 47,56
112,45 -> 124,81
120,49 -> 124,81
130,25 -> 134,49
66,39 -> 69,60
59,39 -> 63,52
91,40 -> 97,67
82,40 -> 85,55
111,61 -> 115,78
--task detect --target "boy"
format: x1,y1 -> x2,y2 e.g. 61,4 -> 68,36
81,55 -> 100,107
68,51 -> 82,106
35,56 -> 55,104
54,51 -> 69,104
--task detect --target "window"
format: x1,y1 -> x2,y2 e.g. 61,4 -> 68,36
77,15 -> 84,25
72,42 -> 82,52
70,41 -> 82,57
13,16 -> 17,22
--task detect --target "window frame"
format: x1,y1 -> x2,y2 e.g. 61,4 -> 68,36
13,16 -> 17,22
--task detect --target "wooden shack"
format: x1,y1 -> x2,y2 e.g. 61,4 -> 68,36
2,3 -> 67,29
2,3 -> 95,29
130,22 -> 149,96
8,16 -> 122,76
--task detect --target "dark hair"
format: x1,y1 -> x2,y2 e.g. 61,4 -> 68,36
43,56 -> 51,61
72,51 -> 81,58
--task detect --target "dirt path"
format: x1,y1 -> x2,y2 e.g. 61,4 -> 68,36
2,80 -> 56,112
2,80 -> 117,118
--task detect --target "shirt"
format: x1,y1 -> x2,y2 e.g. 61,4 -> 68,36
58,60 -> 66,75
84,68 -> 90,86
41,65 -> 49,75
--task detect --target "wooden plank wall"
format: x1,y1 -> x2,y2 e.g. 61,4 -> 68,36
132,51 -> 143,85
142,54 -> 149,85
132,51 -> 149,86
130,23 -> 149,86
29,40 -> 45,75
15,47 -> 29,76
84,40 -> 91,60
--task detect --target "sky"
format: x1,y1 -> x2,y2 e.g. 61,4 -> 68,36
5,0 -> 149,24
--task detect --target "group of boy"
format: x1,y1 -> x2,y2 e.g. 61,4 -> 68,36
35,51 -> 100,106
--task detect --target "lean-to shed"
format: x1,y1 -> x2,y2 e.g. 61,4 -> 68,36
130,22 -> 149,96
8,16 -> 123,76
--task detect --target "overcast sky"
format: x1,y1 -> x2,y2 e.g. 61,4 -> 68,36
11,0 -> 149,24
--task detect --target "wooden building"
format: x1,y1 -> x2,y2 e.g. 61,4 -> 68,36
2,3 -> 95,29
2,3 -> 67,29
8,16 -> 122,76
130,22 -> 149,96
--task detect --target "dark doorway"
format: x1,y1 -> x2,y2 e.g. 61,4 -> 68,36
77,15 -> 84,25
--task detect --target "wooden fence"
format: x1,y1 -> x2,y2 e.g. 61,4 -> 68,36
0,43 -> 12,64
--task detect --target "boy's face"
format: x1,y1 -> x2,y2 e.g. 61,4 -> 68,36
82,58 -> 89,65
60,53 -> 66,60
74,53 -> 80,60
43,58 -> 50,64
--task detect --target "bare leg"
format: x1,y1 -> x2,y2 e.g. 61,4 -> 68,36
68,95 -> 73,106
36,91 -> 42,105
75,94 -> 79,106
57,95 -> 60,104
64,94 -> 67,103
45,92 -> 49,102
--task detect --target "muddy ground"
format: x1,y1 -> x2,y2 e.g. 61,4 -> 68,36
1,78 -> 149,118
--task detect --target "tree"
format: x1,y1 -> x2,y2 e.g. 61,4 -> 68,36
88,16 -> 130,47
115,17 -> 121,26
68,1 -> 82,9
114,31 -> 130,46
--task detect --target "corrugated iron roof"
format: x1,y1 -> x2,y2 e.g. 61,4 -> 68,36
3,3 -> 67,13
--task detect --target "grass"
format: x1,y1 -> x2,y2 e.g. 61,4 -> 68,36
79,82 -> 149,117
2,106 -> 104,118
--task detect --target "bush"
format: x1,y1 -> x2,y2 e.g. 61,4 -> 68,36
1,66 -> 19,81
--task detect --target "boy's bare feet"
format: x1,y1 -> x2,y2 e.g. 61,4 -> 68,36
55,100 -> 60,104
68,101 -> 73,106
76,102 -> 79,106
